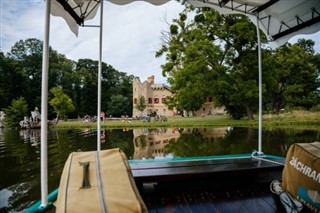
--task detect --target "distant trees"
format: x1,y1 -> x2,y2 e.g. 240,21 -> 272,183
0,38 -> 134,120
107,95 -> 131,117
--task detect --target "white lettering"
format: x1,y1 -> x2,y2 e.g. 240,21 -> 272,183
316,173 -> 320,184
300,163 -> 307,173
305,167 -> 311,176
290,157 -> 297,167
289,156 -> 320,184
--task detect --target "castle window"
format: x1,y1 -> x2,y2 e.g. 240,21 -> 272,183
162,98 -> 166,103
163,109 -> 166,113
209,97 -> 213,102
134,98 -> 137,104
148,98 -> 152,104
154,98 -> 159,104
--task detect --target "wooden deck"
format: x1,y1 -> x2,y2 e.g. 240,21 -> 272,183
130,155 -> 288,213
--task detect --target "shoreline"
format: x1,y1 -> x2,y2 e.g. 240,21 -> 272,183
51,110 -> 320,130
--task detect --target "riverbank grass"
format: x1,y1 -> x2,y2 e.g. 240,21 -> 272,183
53,110 -> 320,129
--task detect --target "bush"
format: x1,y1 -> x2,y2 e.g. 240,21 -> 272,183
3,97 -> 28,127
310,104 -> 320,112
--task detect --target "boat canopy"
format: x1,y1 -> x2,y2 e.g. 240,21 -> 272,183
51,0 -> 320,48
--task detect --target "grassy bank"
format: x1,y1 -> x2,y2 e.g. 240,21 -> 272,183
52,110 -> 320,130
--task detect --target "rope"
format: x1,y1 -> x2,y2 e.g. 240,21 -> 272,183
251,150 -> 286,166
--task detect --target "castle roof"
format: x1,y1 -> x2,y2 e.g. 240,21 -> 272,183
151,84 -> 172,91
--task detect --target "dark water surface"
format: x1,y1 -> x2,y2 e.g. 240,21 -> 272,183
0,127 -> 319,212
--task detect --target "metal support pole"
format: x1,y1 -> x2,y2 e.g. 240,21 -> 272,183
97,0 -> 104,151
40,0 -> 51,207
256,14 -> 263,154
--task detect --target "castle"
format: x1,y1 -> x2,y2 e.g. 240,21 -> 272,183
132,75 -> 224,117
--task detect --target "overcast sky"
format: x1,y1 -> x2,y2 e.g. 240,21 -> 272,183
1,1 -> 319,85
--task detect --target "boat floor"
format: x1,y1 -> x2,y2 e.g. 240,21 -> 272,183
139,174 -> 286,213
131,156 -> 313,213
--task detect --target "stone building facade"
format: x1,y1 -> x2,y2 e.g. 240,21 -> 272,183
132,75 -> 224,117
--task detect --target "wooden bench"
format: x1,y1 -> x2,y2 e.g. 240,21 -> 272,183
129,156 -> 285,184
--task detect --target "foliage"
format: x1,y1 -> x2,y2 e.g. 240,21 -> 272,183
157,7 -> 319,120
156,8 -> 264,119
7,38 -> 43,109
0,38 -> 133,119
136,96 -> 147,115
3,97 -> 28,127
310,105 -> 320,112
107,95 -> 131,117
49,87 -> 75,120
273,42 -> 320,111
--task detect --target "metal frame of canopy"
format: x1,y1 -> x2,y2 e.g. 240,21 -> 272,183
37,0 -> 320,210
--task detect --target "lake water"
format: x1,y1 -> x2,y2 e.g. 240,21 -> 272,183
0,127 -> 319,212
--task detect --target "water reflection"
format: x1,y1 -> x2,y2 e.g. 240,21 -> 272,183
0,127 -> 319,212
132,127 -> 230,159
19,129 -> 41,146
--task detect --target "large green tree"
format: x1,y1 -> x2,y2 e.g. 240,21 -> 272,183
274,41 -> 319,110
157,8 -> 266,119
0,52 -> 28,109
8,38 -> 43,109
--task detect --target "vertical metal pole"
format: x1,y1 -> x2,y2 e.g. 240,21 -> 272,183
40,0 -> 51,207
256,14 -> 263,154
97,0 -> 103,151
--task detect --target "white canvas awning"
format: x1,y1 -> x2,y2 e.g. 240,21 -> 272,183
186,0 -> 320,49
51,0 -> 320,48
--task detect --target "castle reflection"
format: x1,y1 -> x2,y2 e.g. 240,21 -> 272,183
132,127 -> 230,160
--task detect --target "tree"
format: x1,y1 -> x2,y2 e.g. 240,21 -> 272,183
0,52 -> 29,110
136,96 -> 147,116
107,95 -> 131,117
274,42 -> 319,110
157,8 -> 265,119
49,87 -> 75,120
3,97 -> 28,127
75,59 -> 99,116
8,38 -> 44,109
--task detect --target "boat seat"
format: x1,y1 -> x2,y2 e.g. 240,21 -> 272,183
129,156 -> 285,184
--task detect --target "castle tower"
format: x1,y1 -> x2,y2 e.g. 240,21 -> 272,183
147,75 -> 154,84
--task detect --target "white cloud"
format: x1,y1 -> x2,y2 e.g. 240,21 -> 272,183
289,32 -> 320,53
1,1 -> 319,85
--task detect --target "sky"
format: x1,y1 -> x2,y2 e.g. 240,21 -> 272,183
1,1 -> 319,85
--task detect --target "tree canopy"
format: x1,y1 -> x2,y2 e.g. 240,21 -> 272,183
0,38 -> 134,122
49,87 -> 75,120
156,7 -> 320,119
